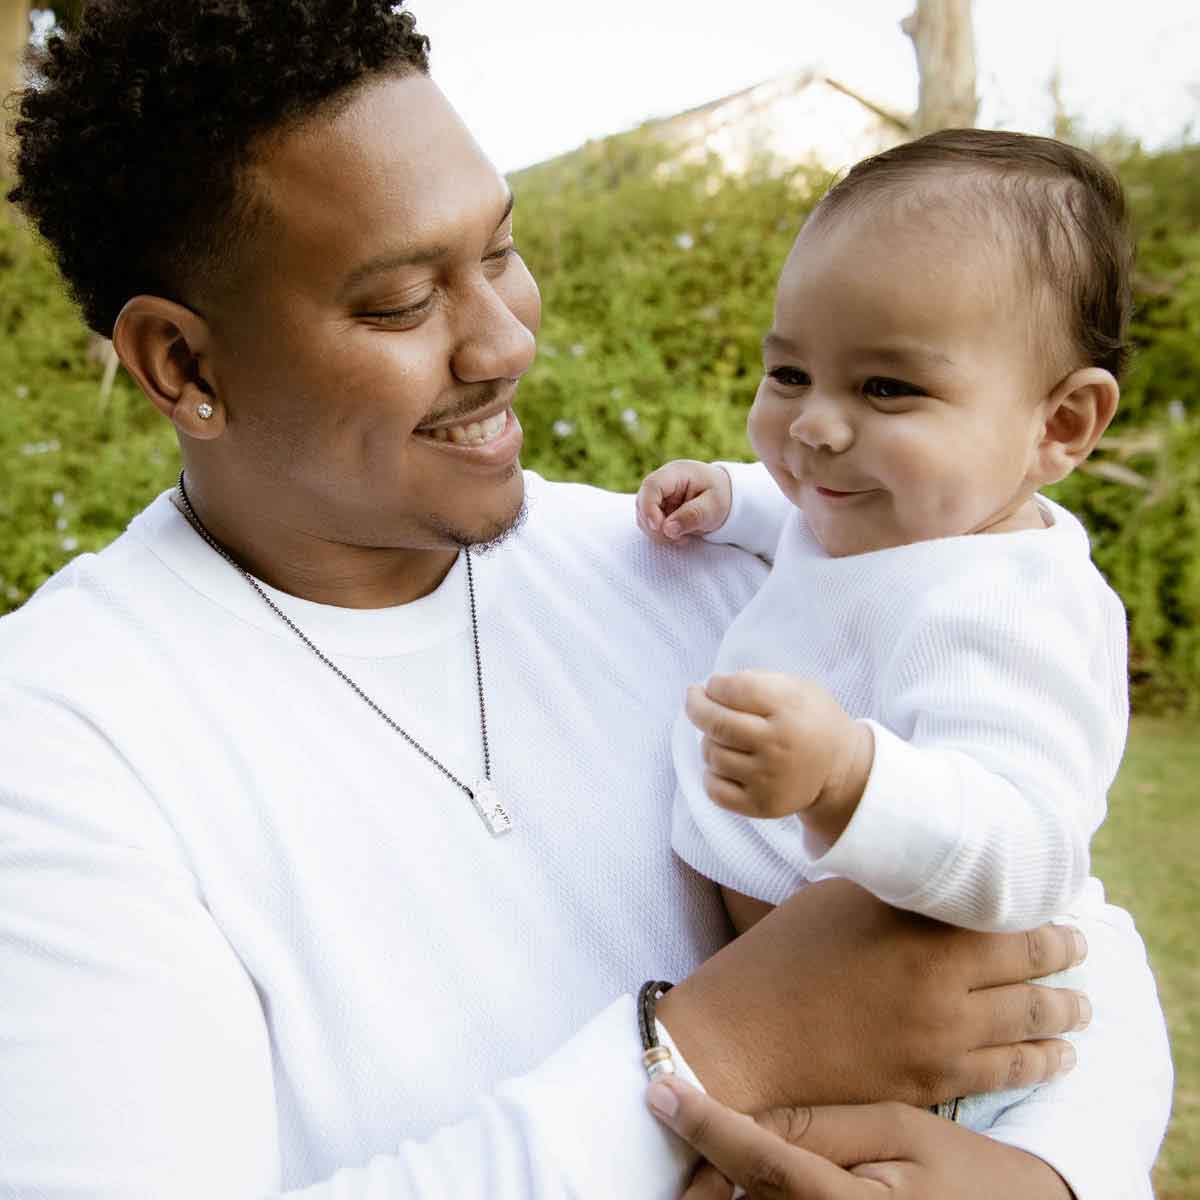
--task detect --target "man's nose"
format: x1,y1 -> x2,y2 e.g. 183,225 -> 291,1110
450,280 -> 537,384
788,398 -> 854,454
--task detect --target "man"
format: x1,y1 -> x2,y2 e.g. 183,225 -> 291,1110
2,3 -> 1170,1197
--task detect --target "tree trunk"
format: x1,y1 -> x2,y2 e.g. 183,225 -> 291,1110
2,0 -> 31,181
901,0 -> 978,136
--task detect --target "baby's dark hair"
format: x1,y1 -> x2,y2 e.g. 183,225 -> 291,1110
6,1 -> 431,337
813,129 -> 1134,380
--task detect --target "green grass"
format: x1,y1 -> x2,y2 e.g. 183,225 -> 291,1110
1094,718 -> 1199,1197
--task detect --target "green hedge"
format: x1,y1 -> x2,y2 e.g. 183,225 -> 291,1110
2,136 -> 1198,709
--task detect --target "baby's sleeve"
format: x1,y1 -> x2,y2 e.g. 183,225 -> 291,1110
670,704 -> 817,903
704,460 -> 792,563
807,554 -> 1128,932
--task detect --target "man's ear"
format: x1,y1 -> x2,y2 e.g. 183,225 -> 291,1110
111,296 -> 225,440
1031,367 -> 1119,486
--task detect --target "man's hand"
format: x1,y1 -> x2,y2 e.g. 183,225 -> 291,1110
685,671 -> 873,841
646,1078 -> 1073,1200
637,461 -> 733,544
657,880 -> 1089,1116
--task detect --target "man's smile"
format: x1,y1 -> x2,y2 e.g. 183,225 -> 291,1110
414,404 -> 523,465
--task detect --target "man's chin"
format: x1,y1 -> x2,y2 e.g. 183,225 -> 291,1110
462,496 -> 528,554
430,469 -> 528,553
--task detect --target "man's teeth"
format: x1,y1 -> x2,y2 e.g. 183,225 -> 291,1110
425,410 -> 508,446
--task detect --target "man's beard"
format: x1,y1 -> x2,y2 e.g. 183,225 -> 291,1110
428,472 -> 528,554
459,497 -> 528,554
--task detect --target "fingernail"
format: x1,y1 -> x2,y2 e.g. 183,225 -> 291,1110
647,1080 -> 680,1119
1071,929 -> 1088,965
1055,1043 -> 1078,1075
663,520 -> 679,538
1074,993 -> 1092,1031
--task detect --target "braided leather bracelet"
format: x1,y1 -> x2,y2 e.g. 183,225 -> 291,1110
638,980 -> 676,1080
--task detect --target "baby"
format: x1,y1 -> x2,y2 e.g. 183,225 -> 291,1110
636,128 -> 1131,1129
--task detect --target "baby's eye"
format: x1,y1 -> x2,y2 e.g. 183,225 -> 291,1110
862,377 -> 923,402
767,366 -> 811,388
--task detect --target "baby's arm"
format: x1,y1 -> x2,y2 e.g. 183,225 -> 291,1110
802,580 -> 1120,932
684,564 -> 1123,933
685,669 -> 872,848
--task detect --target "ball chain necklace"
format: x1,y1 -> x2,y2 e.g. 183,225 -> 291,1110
175,471 -> 513,836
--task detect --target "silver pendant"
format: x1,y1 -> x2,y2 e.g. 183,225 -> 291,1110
470,778 -> 512,837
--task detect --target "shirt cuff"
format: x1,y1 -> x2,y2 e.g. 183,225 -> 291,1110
805,720 -> 965,906
499,994 -> 702,1196
705,461 -> 788,560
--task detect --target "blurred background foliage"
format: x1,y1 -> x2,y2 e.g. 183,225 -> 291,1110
2,133 -> 1198,709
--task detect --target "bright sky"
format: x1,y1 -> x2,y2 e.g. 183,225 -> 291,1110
414,0 -> 1199,173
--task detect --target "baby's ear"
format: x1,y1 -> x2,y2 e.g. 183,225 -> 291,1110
1032,367 -> 1119,486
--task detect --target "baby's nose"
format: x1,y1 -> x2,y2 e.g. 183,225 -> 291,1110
788,404 -> 854,454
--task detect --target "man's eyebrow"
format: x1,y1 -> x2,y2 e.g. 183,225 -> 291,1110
339,190 -> 515,297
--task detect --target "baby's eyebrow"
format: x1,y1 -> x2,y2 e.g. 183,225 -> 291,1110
762,332 -> 797,355
864,344 -> 956,369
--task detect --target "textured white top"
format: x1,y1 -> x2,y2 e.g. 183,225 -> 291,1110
0,471 -> 1170,1199
674,466 -> 1128,933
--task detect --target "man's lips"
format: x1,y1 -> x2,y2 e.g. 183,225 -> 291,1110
414,393 -> 512,433
413,405 -> 524,466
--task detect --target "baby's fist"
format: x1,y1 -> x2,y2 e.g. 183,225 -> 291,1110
636,461 -> 732,544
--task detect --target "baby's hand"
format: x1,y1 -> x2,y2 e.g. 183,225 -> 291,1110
685,670 -> 874,841
636,460 -> 732,545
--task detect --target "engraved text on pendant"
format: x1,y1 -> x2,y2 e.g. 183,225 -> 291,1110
470,778 -> 512,836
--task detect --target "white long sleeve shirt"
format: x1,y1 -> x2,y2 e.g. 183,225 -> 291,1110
674,464 -> 1127,932
0,472 -> 1171,1198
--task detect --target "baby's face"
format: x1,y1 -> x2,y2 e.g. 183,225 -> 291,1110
749,203 -> 1060,557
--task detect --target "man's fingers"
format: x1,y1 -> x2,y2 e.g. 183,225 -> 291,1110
969,981 -> 1090,1046
683,1163 -> 736,1200
967,922 -> 1086,990
686,685 -> 766,749
748,1101 -> 927,1172
648,1079 -> 872,1200
958,1038 -> 1077,1096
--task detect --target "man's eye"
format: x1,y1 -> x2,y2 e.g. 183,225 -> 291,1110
485,243 -> 517,265
862,377 -> 921,401
361,295 -> 434,325
767,366 -> 810,388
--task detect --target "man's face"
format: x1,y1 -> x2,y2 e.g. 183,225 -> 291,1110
748,199 -> 1054,558
203,72 -> 540,550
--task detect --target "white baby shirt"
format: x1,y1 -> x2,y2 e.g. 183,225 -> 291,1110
673,483 -> 1128,933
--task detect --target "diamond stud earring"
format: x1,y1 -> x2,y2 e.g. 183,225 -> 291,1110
196,401 -> 214,420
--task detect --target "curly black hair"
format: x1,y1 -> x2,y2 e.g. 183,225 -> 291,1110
6,1 -> 431,337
